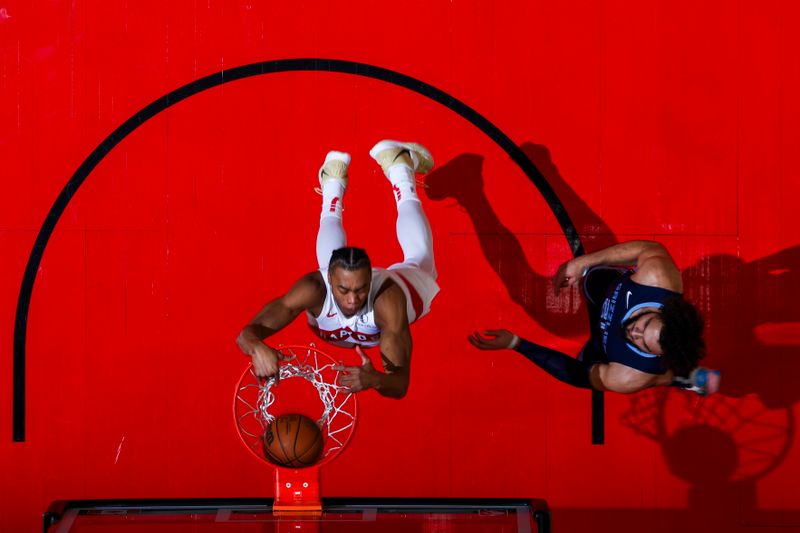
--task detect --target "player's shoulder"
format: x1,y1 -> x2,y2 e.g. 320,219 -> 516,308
287,271 -> 327,304
598,362 -> 660,393
374,276 -> 404,303
630,256 -> 683,292
373,277 -> 407,321
299,270 -> 326,289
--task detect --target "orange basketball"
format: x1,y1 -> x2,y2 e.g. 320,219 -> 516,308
262,414 -> 324,468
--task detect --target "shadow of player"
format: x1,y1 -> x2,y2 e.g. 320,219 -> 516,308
682,247 -> 800,407
426,141 -> 800,526
425,142 -> 619,339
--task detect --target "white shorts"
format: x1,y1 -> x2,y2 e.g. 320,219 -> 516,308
385,264 -> 440,323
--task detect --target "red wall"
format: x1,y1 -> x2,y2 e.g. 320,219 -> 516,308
2,0 -> 799,531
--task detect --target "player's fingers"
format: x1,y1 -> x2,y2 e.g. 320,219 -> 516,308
355,346 -> 370,365
473,331 -> 494,342
342,367 -> 360,376
342,381 -> 362,392
555,277 -> 570,295
467,334 -> 490,349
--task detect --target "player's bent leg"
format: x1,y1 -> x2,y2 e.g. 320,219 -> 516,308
316,150 -> 350,269
370,139 -> 437,278
396,201 -> 436,278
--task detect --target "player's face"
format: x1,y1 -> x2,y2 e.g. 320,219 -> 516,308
623,310 -> 664,355
328,267 -> 371,317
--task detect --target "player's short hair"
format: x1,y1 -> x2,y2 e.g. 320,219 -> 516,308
659,297 -> 706,376
328,247 -> 371,273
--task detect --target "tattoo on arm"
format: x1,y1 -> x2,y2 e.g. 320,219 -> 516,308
381,352 -> 401,373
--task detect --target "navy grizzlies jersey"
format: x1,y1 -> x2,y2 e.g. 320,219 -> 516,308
598,271 -> 681,374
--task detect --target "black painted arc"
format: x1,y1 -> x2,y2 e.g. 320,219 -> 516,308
13,58 -> 588,443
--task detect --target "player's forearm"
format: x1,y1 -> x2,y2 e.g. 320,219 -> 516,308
237,298 -> 302,355
578,240 -> 665,270
373,369 -> 410,399
236,324 -> 276,356
374,329 -> 412,398
515,338 -> 594,389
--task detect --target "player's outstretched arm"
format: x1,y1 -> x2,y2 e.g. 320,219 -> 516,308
336,283 -> 412,398
236,272 -> 325,378
469,330 -> 669,393
553,240 -> 681,292
470,329 -> 594,389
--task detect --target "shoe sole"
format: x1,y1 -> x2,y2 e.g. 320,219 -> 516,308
318,150 -> 351,189
369,140 -> 434,174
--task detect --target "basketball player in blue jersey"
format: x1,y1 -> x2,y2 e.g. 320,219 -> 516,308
469,240 -> 720,395
236,140 -> 440,398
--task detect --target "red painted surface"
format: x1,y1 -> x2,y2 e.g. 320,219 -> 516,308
1,0 -> 800,531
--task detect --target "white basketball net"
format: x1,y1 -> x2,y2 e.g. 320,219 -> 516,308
235,345 -> 357,460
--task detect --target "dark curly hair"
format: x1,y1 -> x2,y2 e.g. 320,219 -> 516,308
659,296 -> 706,377
328,246 -> 371,273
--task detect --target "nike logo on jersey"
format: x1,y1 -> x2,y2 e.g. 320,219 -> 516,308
626,291 -> 633,308
326,311 -> 337,318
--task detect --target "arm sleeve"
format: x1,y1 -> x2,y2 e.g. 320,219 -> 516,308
514,338 -> 594,389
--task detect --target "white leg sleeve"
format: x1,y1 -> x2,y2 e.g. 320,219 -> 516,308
395,200 -> 436,278
317,215 -> 346,270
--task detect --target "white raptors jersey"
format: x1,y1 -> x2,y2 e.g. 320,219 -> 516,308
306,266 -> 440,348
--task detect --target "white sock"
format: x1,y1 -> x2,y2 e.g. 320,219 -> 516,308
387,165 -> 419,205
320,181 -> 345,219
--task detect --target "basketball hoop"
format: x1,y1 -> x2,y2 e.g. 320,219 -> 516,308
233,344 -> 358,513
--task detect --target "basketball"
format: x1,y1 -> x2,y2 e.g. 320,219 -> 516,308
262,414 -> 324,467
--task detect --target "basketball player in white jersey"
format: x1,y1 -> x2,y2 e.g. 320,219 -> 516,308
236,140 -> 440,398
